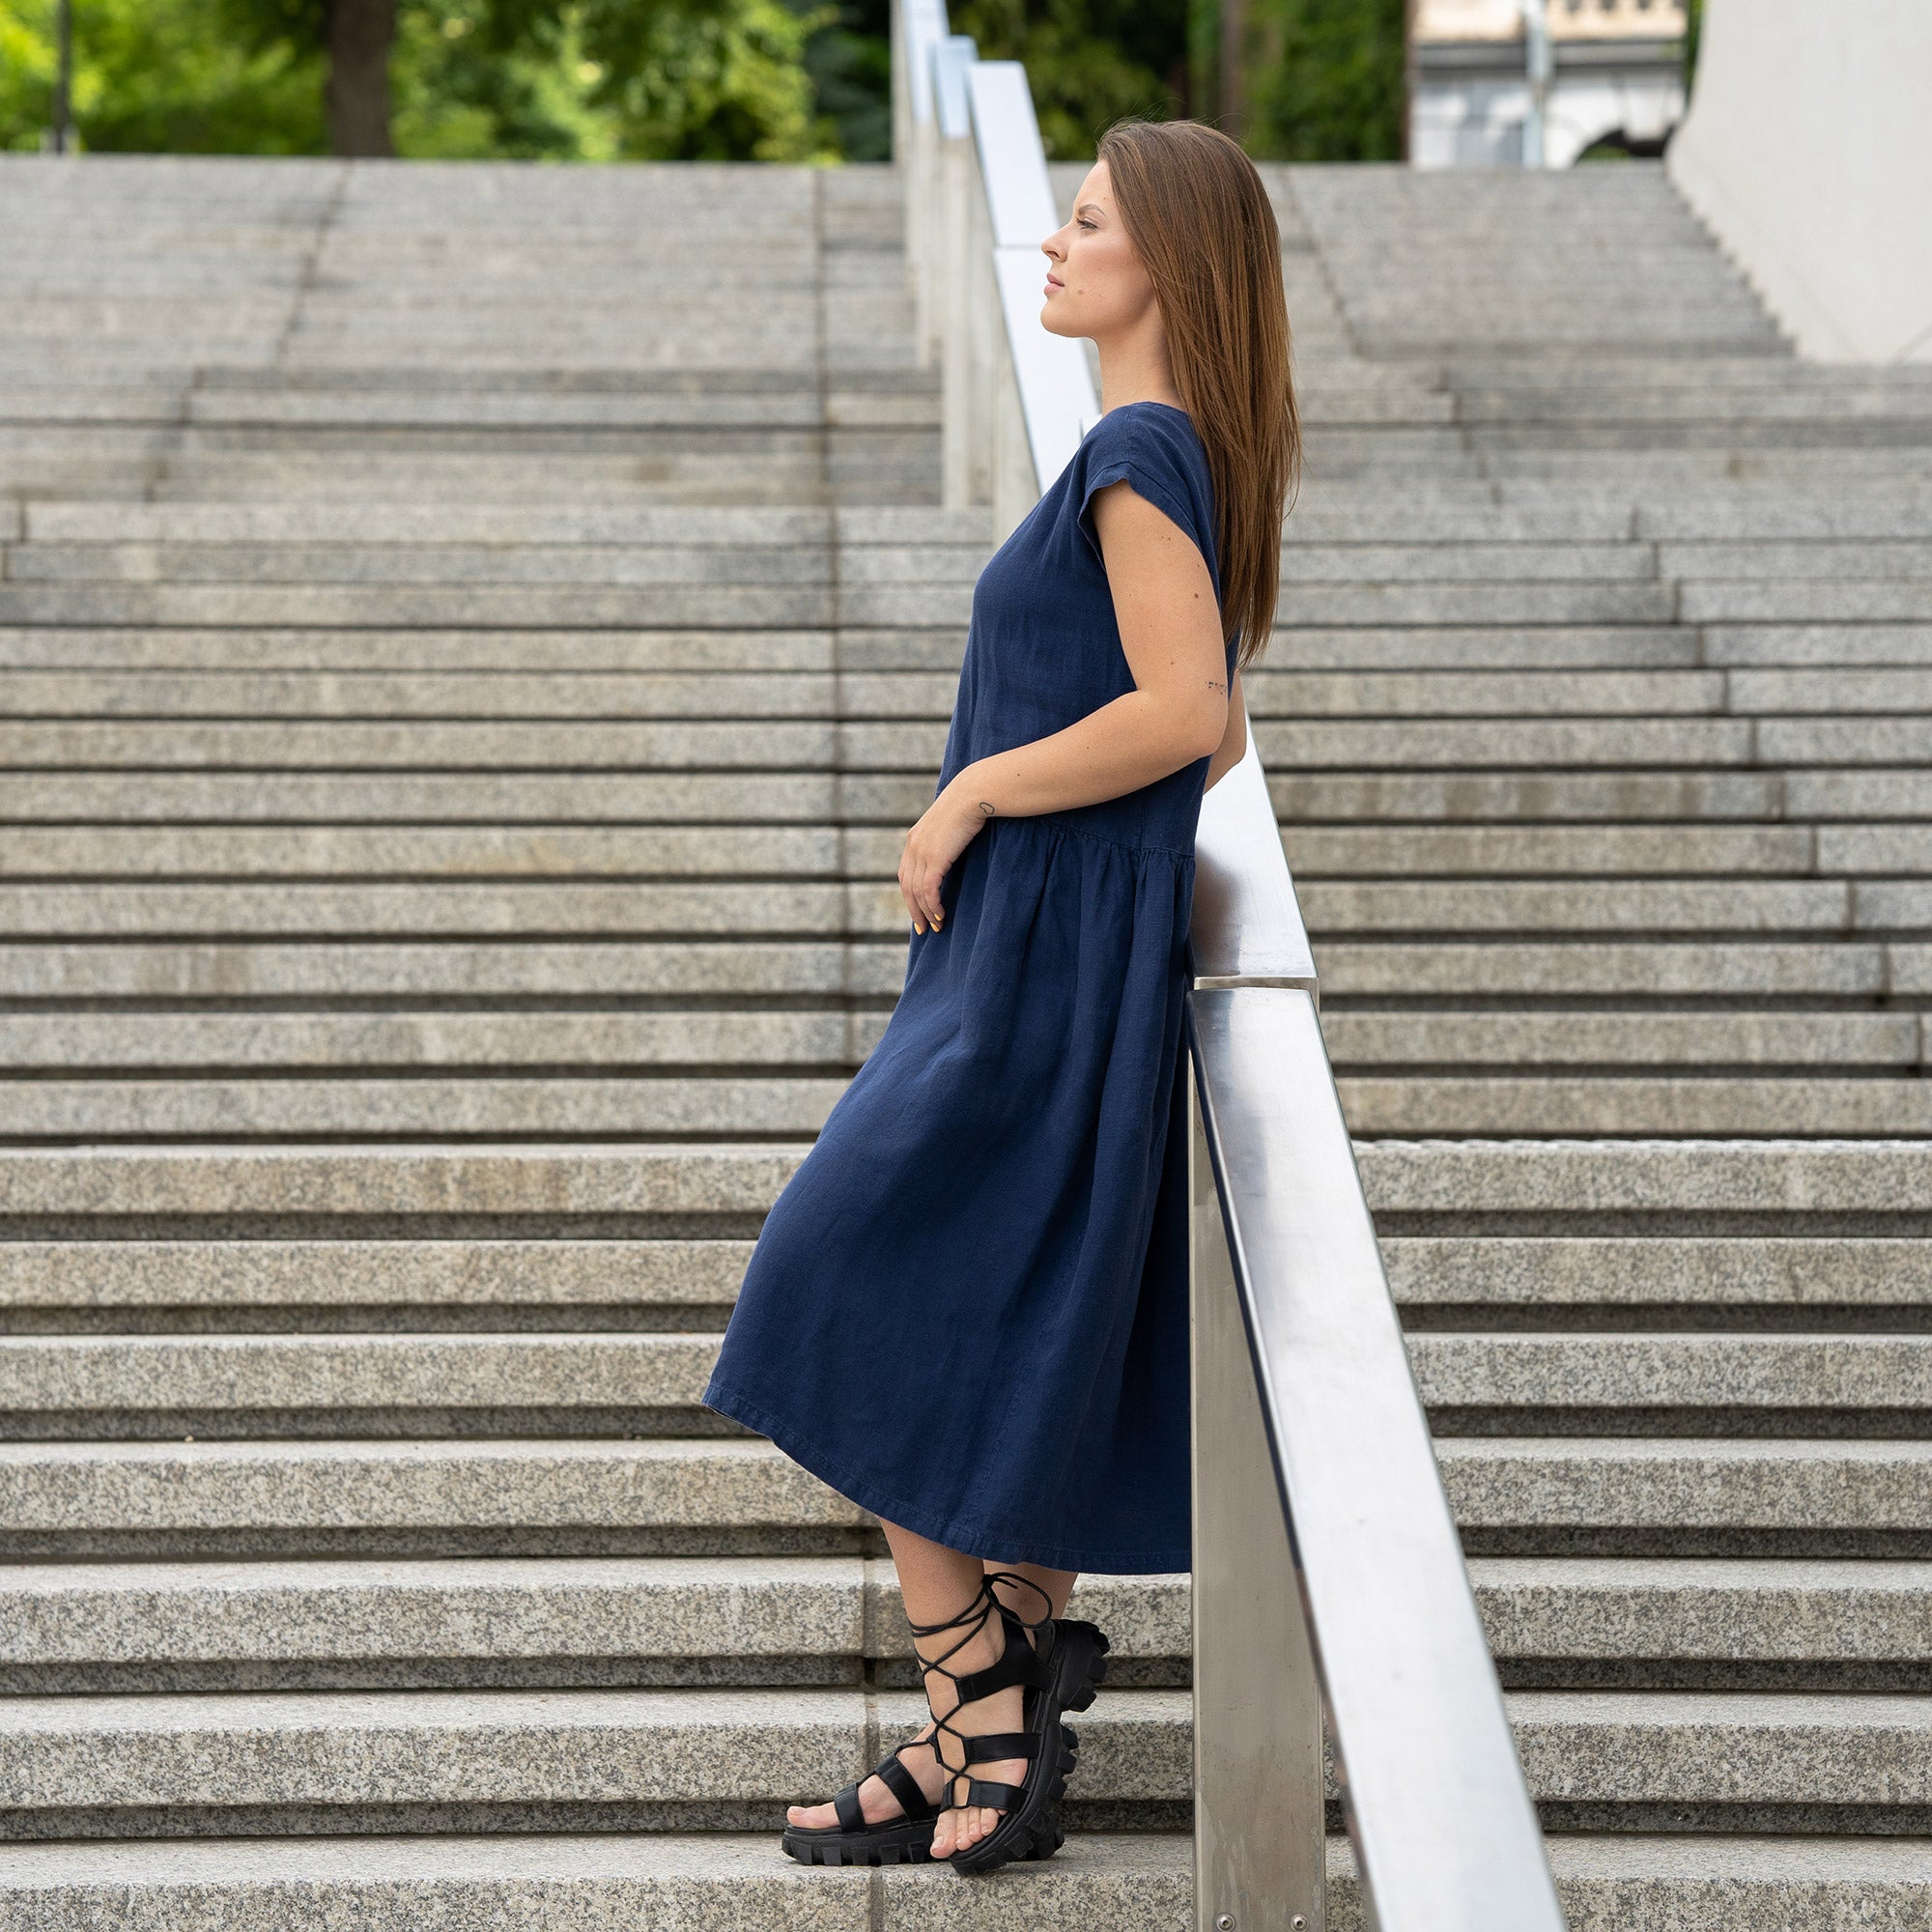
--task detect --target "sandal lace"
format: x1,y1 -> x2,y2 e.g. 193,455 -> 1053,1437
904,1571 -> 1053,1817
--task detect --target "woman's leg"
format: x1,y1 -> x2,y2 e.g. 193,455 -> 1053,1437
782,1529 -> 1080,1854
889,1524 -> 1079,1859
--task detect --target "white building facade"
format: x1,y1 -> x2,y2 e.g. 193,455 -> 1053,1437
1410,0 -> 1689,169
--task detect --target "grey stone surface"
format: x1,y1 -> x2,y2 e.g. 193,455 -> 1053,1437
1337,1075 -> 1932,1137
1322,1011 -> 1913,1068
0,1556 -> 863,1668
1437,1437 -> 1932,1531
0,1143 -> 805,1217
1357,1139 -> 1932,1213
1384,1237 -> 1932,1307
0,1437 -> 864,1536
1410,1334 -> 1932,1412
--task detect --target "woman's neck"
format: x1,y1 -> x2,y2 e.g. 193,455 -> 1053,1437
1094,327 -> 1184,415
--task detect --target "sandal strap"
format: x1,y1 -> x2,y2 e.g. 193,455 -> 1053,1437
874,1750 -> 938,1822
952,1607 -> 1050,1705
959,1729 -> 1037,1765
832,1781 -> 866,1834
962,1776 -> 1027,1809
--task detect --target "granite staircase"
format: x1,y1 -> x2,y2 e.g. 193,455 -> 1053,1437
0,152 -> 1926,1927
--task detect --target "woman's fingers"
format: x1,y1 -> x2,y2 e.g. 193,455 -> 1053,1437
899,842 -> 946,933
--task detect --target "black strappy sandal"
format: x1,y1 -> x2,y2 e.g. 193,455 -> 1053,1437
781,1734 -> 943,1866
914,1571 -> 1111,1876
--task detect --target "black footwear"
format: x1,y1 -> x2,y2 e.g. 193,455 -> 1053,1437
781,1737 -> 941,1867
912,1571 -> 1111,1877
948,1605 -> 1108,1874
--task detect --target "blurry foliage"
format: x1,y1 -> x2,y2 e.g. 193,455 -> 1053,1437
0,0 -> 325,151
951,0 -> 1183,158
1232,0 -> 1406,160
0,0 -> 840,158
0,0 -> 1411,163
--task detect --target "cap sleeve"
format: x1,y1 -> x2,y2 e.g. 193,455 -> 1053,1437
1073,408 -> 1216,585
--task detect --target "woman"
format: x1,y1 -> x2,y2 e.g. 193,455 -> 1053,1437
702,117 -> 1300,1875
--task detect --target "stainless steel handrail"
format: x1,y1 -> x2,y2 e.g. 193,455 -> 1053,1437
890,22 -> 1567,1929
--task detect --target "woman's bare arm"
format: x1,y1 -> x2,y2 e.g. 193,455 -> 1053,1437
1202,667 -> 1245,792
897,478 -> 1231,932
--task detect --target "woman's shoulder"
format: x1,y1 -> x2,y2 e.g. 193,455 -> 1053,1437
1072,400 -> 1217,573
1082,400 -> 1203,462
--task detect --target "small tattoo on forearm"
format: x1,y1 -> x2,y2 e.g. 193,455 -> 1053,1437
976,799 -> 997,817
1205,678 -> 1227,695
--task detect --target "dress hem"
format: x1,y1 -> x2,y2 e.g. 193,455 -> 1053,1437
702,1376 -> 1191,1577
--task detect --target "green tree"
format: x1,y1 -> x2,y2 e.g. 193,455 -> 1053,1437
0,0 -> 838,159
1201,0 -> 1405,160
950,0 -> 1182,157
0,0 -> 325,152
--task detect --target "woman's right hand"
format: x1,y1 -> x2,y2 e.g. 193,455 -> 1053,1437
898,779 -> 992,934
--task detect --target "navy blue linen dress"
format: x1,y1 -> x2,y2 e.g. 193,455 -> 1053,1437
702,400 -> 1231,1575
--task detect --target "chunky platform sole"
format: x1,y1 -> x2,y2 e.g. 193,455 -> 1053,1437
781,1814 -> 937,1867
947,1617 -> 1110,1876
781,1800 -> 1073,1868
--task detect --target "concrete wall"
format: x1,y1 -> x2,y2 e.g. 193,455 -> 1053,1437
1666,0 -> 1932,363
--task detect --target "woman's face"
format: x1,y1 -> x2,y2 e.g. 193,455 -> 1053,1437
1040,158 -> 1159,344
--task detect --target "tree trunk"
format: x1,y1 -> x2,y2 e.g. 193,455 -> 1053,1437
327,0 -> 397,157
1218,0 -> 1248,142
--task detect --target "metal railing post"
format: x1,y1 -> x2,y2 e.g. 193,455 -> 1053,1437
932,36 -> 977,510
1190,1043 -> 1326,1932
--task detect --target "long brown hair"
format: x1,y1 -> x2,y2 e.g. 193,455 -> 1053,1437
1097,120 -> 1300,672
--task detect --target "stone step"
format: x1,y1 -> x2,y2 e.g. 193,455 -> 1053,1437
0,766 -> 1834,825
1388,1236 -> 1932,1312
0,941 -> 881,999
1355,1137 -> 1932,1217
0,1433 -> 1925,1561
1299,880 -> 1857,932
3,1832 -> 1930,1932
0,823 -> 1843,883
0,1326 -> 1928,1438
0,667 -> 1837,721
4,1072 -> 1932,1144
5,1232 -> 1924,1325
3,1555 -> 1929,1691
0,660 -> 1927,724
14,506 -> 958,544
1314,942 -> 1890,999
0,1240 -> 751,1325
0,1009 -> 1912,1081
0,1682 -> 1923,1836
1276,769 -> 1915,820
0,581 -> 1685,628
0,1555 -> 891,1690
1442,1438 -> 1932,1554
0,884 -> 864,934
0,1011 -> 858,1068
0,1437 -> 865,1561
0,1138 -> 1907,1226
1321,1011 -> 1923,1070
0,1079 -> 852,1141
0,627 -> 853,673
1413,1334 -> 1932,1426
1223,1076 -> 1932,1139
0,937 -> 1904,1004
0,779 -> 877,825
